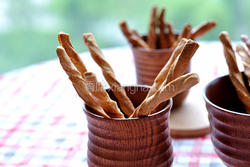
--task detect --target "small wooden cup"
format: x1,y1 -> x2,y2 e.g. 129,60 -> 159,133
131,35 -> 190,108
204,74 -> 250,167
83,85 -> 173,167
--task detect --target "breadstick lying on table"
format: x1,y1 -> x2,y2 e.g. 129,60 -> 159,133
84,72 -> 125,118
190,21 -> 217,40
159,8 -> 167,49
119,21 -> 150,49
83,33 -> 135,117
219,32 -> 250,113
236,44 -> 250,86
241,34 -> 250,50
147,6 -> 157,49
58,32 -> 87,78
146,38 -> 188,97
131,73 -> 199,117
56,46 -> 110,118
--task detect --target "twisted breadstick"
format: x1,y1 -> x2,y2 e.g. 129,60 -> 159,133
159,8 -> 167,49
172,24 -> 192,49
180,24 -> 192,39
146,38 -> 188,97
190,21 -> 216,39
84,72 -> 125,118
147,6 -> 157,49
83,33 -> 135,117
236,44 -> 250,86
119,21 -> 150,49
165,39 -> 199,84
219,32 -> 250,113
241,34 -> 250,50
56,46 -> 109,118
58,32 -> 87,78
131,73 -> 199,117
129,35 -> 150,49
165,23 -> 176,48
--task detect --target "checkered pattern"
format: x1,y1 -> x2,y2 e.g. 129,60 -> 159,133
0,43 -> 230,166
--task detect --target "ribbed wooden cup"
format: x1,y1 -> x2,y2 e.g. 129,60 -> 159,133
204,74 -> 250,167
132,46 -> 190,109
84,85 -> 173,167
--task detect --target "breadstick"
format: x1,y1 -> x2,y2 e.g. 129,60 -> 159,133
146,38 -> 188,97
58,32 -> 87,78
219,32 -> 250,113
56,46 -> 109,118
172,24 -> 192,48
241,34 -> 250,50
119,21 -> 150,49
84,72 -> 125,118
190,21 -> 216,39
159,8 -> 167,49
165,39 -> 199,84
165,23 -> 176,48
119,21 -> 132,42
131,29 -> 141,39
83,33 -> 135,117
147,6 -> 157,49
131,73 -> 199,117
180,24 -> 192,39
129,35 -> 150,49
236,44 -> 250,86
58,32 -> 73,48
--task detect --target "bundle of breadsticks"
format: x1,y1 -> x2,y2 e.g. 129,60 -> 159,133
120,6 -> 216,50
56,32 -> 199,119
219,32 -> 250,114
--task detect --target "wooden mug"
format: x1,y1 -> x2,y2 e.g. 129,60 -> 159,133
204,74 -> 250,167
83,85 -> 173,167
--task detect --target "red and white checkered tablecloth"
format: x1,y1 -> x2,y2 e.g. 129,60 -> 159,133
0,42 -> 235,166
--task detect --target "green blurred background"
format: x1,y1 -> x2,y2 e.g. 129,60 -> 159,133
0,0 -> 249,73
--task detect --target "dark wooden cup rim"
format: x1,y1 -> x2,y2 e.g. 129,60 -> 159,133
83,85 -> 173,121
203,74 -> 250,117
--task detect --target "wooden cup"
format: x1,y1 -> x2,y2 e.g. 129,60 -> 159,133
204,74 -> 250,167
131,35 -> 190,109
83,85 -> 173,167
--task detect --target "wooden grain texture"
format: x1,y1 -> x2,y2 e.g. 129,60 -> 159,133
132,35 -> 190,109
83,86 -> 173,167
204,74 -> 250,167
